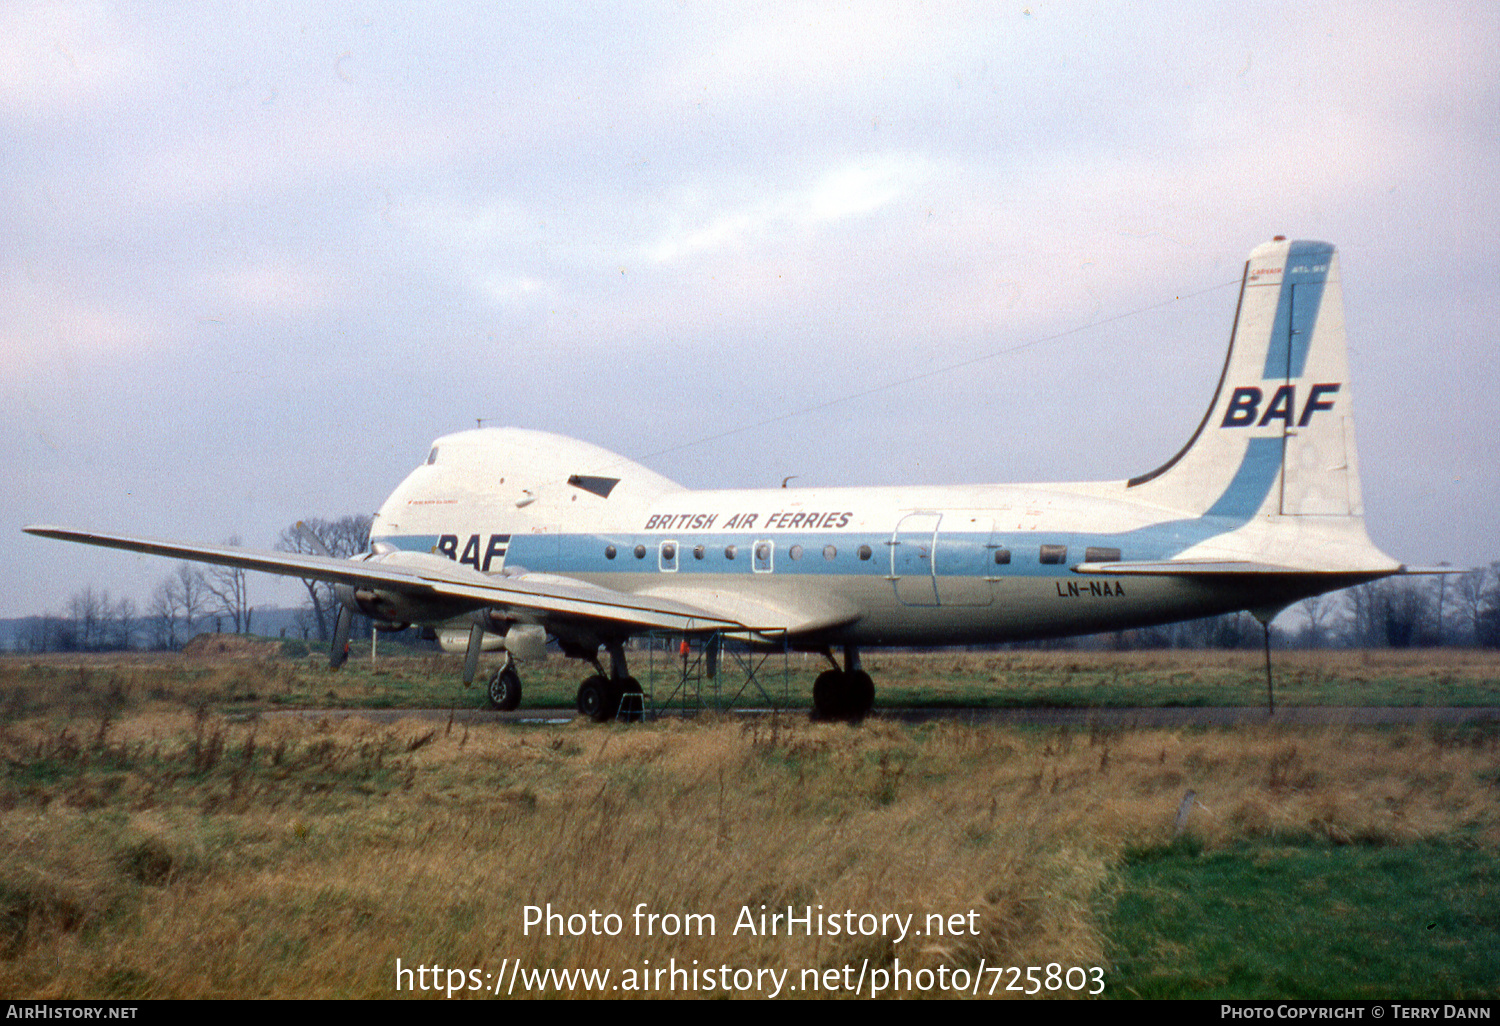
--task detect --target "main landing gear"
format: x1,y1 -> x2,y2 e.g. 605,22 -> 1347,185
575,641 -> 644,723
812,645 -> 874,722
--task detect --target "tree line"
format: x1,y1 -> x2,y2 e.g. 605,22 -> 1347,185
15,516 -> 371,653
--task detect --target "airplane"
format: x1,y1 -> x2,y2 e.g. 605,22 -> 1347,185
27,237 -> 1413,721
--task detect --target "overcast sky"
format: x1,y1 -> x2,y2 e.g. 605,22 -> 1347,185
5,1 -> 1497,619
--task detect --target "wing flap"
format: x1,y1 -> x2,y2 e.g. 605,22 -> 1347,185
637,584 -> 862,637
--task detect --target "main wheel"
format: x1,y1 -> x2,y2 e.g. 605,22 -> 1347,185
577,675 -> 612,722
487,662 -> 522,711
812,669 -> 847,721
848,670 -> 875,721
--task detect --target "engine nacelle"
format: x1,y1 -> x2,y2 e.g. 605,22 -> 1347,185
332,549 -> 490,628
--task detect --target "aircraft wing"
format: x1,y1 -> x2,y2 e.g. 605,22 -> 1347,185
23,525 -> 751,634
636,584 -> 862,638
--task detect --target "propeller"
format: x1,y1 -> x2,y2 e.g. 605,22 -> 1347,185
295,521 -> 333,557
298,523 -> 352,669
330,605 -> 353,669
462,618 -> 487,686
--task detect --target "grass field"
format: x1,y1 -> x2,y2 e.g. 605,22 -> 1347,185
1,647 -> 1497,999
7,641 -> 1498,715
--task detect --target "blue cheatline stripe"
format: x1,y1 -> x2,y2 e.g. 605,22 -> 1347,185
1203,436 -> 1283,519
372,439 -> 1289,587
1262,240 -> 1334,380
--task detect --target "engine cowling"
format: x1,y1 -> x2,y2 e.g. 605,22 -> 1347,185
332,549 -> 489,629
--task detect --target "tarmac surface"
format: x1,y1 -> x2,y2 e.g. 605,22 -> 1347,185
264,705 -> 1500,727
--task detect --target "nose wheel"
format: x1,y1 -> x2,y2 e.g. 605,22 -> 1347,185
486,654 -> 523,711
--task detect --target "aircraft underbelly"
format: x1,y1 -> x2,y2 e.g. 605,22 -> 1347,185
843,574 -> 1258,646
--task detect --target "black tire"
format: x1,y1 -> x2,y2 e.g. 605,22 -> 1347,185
487,663 -> 522,711
812,669 -> 846,721
577,675 -> 611,722
848,670 -> 875,721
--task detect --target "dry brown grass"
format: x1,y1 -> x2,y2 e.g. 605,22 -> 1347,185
2,699 -> 1497,998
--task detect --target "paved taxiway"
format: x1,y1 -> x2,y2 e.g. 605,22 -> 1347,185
265,706 -> 1500,726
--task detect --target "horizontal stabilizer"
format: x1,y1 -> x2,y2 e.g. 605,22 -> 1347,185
1075,559 -> 1377,576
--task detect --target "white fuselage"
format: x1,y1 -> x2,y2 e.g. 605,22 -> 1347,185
369,428 -> 1384,647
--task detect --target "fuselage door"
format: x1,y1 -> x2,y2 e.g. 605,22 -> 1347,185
936,515 -> 996,607
889,512 -> 941,606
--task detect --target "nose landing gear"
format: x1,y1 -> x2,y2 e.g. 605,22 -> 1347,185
485,652 -> 523,711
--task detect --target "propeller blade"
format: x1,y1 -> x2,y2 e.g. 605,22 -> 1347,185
330,605 -> 353,669
295,521 -> 333,557
462,621 -> 486,686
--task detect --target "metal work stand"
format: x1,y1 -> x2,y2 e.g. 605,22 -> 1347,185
642,630 -> 790,717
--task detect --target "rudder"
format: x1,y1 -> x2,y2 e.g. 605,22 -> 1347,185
1127,238 -> 1362,521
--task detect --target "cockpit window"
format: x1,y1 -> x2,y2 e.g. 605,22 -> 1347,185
568,475 -> 620,499
426,447 -> 438,465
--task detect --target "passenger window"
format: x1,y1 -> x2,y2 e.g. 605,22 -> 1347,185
789,544 -> 803,560
753,541 -> 773,573
660,541 -> 678,572
634,544 -> 647,559
605,545 -> 617,560
724,545 -> 737,560
1039,545 -> 1067,565
858,545 -> 872,560
823,545 -> 837,560
993,548 -> 1011,565
693,545 -> 705,560
1085,546 -> 1122,563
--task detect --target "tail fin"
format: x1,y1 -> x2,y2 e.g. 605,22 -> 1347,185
1126,238 -> 1362,520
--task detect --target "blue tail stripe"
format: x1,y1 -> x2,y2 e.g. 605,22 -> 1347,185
1262,241 -> 1334,379
1203,436 -> 1282,519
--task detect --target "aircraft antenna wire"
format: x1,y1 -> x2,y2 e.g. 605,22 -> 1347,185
635,277 -> 1241,464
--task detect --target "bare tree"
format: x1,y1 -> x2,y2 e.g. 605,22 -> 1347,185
147,577 -> 182,650
1297,592 -> 1339,648
1478,562 -> 1500,648
276,515 -> 372,640
107,596 -> 137,650
17,614 -> 63,653
201,536 -> 253,634
1343,577 -> 1434,648
66,586 -> 109,651
1454,566 -> 1490,646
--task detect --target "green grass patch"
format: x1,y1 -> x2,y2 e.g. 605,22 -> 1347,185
4,648 -> 1499,717
1107,836 -> 1500,999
